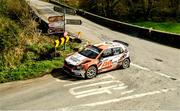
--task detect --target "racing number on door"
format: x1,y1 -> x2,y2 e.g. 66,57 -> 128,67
102,61 -> 112,69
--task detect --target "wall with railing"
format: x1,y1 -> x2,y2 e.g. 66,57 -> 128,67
50,0 -> 180,48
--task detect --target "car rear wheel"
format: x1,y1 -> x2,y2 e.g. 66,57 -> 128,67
122,58 -> 130,69
86,66 -> 97,79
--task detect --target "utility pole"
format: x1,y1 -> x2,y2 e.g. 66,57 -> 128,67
63,8 -> 66,50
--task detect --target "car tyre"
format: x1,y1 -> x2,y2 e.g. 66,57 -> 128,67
85,66 -> 97,79
122,58 -> 130,69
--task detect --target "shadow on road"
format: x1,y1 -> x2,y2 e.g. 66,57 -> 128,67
51,66 -> 127,81
51,68 -> 84,82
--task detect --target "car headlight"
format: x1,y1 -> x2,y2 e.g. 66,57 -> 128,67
76,65 -> 83,70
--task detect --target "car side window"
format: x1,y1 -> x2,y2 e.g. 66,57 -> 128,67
101,49 -> 113,58
113,47 -> 124,55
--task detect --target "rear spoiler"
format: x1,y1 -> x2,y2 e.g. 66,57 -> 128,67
113,40 -> 129,47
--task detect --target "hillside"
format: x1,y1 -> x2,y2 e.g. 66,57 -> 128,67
0,0 -> 74,83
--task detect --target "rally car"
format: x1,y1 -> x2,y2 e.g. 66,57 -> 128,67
63,40 -> 130,79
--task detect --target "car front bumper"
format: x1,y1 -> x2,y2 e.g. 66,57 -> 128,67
63,65 -> 86,78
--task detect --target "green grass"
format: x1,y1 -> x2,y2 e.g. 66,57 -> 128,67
132,21 -> 180,34
0,58 -> 64,83
0,43 -> 76,83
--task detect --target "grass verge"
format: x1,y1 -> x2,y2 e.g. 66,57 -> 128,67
0,44 -> 75,83
132,21 -> 180,34
0,58 -> 63,83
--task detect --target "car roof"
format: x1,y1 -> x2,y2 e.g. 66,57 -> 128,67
95,41 -> 126,50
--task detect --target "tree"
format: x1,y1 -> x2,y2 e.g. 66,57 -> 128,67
141,0 -> 155,20
75,0 -> 180,21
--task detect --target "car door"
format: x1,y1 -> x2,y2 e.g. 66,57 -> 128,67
111,47 -> 124,68
98,48 -> 114,72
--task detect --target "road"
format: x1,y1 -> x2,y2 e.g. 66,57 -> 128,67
0,0 -> 180,110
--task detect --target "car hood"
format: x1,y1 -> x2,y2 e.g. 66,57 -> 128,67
65,52 -> 90,66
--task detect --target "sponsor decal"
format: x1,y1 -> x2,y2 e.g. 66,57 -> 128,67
102,60 -> 113,69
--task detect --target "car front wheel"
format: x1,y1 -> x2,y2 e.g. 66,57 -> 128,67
122,58 -> 130,69
85,66 -> 97,79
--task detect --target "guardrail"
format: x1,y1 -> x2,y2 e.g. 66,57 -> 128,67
50,0 -> 180,48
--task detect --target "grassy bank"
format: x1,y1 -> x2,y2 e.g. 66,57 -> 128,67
0,0 -> 78,83
0,58 -> 63,83
132,21 -> 180,34
0,44 -> 74,83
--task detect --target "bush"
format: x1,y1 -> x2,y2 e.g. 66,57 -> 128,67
0,0 -> 29,70
0,0 -> 30,20
23,44 -> 55,61
0,16 -> 20,51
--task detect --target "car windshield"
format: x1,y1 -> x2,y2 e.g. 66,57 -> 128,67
79,45 -> 102,59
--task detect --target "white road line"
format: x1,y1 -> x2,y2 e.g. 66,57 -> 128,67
131,63 -> 151,71
121,90 -> 135,95
76,90 -> 111,98
113,86 -> 128,90
74,85 -> 118,95
154,72 -> 172,79
69,80 -> 120,95
116,83 -> 125,87
81,88 -> 176,107
131,63 -> 179,81
64,74 -> 115,87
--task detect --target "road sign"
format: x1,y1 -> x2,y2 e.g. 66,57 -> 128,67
65,35 -> 70,43
60,37 -> 65,45
55,40 -> 60,48
48,16 -> 65,34
48,28 -> 64,34
48,16 -> 64,22
66,19 -> 82,25
48,21 -> 64,28
54,35 -> 70,48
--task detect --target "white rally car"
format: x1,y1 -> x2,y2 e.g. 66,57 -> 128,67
63,40 -> 130,79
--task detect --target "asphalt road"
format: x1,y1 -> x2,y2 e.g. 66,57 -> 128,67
0,0 -> 180,110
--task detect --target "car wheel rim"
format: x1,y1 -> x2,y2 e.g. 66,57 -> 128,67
123,59 -> 129,68
86,67 -> 96,78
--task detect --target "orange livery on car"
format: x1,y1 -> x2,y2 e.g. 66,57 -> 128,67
63,40 -> 130,79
